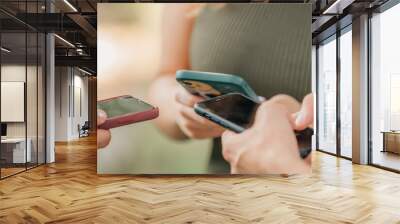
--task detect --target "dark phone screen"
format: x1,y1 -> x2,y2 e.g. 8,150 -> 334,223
97,96 -> 154,118
199,94 -> 259,128
198,93 -> 313,159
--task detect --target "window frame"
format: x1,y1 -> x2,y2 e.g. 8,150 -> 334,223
367,0 -> 400,173
315,23 -> 353,160
0,0 -> 48,180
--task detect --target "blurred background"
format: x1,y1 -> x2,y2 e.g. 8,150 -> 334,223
97,4 -> 211,174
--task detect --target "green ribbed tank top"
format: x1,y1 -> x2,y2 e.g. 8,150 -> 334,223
189,4 -> 311,173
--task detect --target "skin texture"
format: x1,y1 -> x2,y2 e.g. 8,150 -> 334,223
148,4 -> 225,140
221,93 -> 314,174
98,4 -> 216,147
292,94 -> 314,130
97,109 -> 111,149
99,4 -> 314,176
174,86 -> 226,139
148,5 -> 304,140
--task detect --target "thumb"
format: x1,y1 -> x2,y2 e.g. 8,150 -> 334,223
221,130 -> 241,164
175,86 -> 203,107
97,109 -> 107,126
221,130 -> 238,144
293,94 -> 313,130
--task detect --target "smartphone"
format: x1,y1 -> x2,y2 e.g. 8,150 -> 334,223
97,95 -> 159,129
194,93 -> 312,159
194,93 -> 259,133
176,70 -> 259,102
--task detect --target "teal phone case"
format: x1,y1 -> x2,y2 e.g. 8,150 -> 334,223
176,70 -> 259,101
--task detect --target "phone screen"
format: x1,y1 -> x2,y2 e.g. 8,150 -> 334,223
98,96 -> 154,118
199,94 -> 259,128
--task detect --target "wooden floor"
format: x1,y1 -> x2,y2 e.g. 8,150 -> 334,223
1,136 -> 400,223
1,167 -> 26,178
372,151 -> 400,171
1,163 -> 44,178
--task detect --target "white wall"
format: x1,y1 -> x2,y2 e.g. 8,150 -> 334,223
1,63 -> 47,164
54,67 -> 89,141
72,74 -> 89,138
1,65 -> 37,138
55,67 -> 70,141
1,65 -> 26,137
1,82 -> 25,122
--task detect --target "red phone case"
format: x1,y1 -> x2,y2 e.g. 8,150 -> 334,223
98,95 -> 159,130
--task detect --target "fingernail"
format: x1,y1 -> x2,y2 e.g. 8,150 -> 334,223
98,109 -> 106,118
295,112 -> 304,125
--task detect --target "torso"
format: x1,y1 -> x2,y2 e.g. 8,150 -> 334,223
189,4 -> 311,173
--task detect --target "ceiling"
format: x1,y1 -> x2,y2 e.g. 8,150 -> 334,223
0,0 -> 394,74
311,0 -> 390,43
0,0 -> 99,74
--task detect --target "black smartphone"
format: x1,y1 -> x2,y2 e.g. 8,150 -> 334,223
194,93 -> 258,133
194,93 -> 312,159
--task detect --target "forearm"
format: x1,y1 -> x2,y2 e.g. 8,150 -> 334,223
148,75 -> 187,140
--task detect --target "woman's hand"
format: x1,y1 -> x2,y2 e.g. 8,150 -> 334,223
97,109 -> 111,149
292,93 -> 314,130
174,86 -> 225,139
221,94 -> 314,174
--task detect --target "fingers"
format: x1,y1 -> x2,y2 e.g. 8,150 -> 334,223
268,94 -> 301,114
254,101 -> 298,147
221,130 -> 240,163
293,94 -> 314,130
176,106 -> 225,139
97,129 -> 111,149
176,115 -> 224,138
179,105 -> 210,125
97,109 -> 111,148
97,109 -> 107,126
174,87 -> 224,139
221,130 -> 236,142
258,96 -> 266,102
175,86 -> 203,107
222,100 -> 310,174
253,100 -> 290,130
178,104 -> 223,130
221,129 -> 252,165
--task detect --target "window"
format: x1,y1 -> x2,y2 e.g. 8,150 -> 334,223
390,74 -> 400,130
339,28 -> 352,158
317,36 -> 337,154
370,2 -> 400,171
0,1 -> 47,179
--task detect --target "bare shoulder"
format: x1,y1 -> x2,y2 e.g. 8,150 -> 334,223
162,3 -> 202,16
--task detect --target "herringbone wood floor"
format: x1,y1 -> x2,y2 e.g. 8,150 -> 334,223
1,135 -> 400,224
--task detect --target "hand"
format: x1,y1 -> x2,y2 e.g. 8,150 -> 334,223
221,99 -> 312,174
97,109 -> 111,149
292,93 -> 314,130
174,86 -> 225,139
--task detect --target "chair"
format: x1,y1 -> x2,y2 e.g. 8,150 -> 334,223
78,121 -> 90,138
